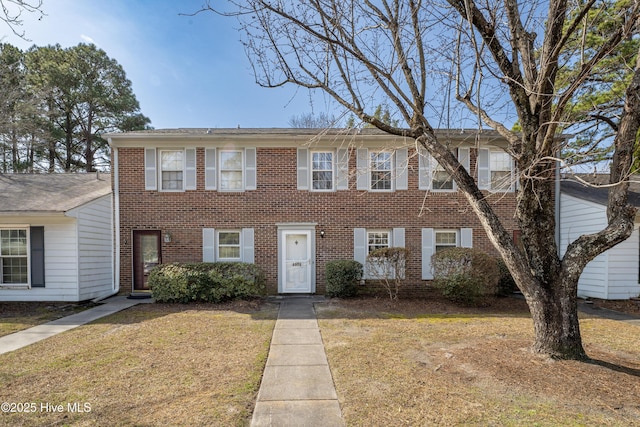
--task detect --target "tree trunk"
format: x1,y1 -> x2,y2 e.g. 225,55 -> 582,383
525,276 -> 586,359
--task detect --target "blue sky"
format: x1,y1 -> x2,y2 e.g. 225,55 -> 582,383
1,0 -> 335,129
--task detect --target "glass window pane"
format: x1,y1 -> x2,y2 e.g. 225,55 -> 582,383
432,170 -> 454,190
161,151 -> 183,171
312,171 -> 333,190
1,229 -> 27,256
161,171 -> 183,190
220,151 -> 242,170
219,247 -> 241,259
368,232 -> 390,253
2,257 -> 28,284
220,171 -> 243,190
219,232 -> 240,245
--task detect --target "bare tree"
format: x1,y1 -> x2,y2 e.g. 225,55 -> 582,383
288,111 -> 338,128
200,0 -> 640,359
0,0 -> 44,39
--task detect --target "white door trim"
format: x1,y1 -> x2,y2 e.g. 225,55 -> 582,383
277,224 -> 316,293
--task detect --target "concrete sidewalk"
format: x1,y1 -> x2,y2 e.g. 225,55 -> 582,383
251,296 -> 344,427
0,295 -> 151,355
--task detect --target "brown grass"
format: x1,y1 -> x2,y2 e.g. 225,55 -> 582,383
0,301 -> 277,426
317,297 -> 640,426
0,302 -> 94,338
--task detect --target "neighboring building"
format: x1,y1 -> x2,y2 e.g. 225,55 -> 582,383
108,128 -> 520,296
560,175 -> 640,300
0,173 -> 114,302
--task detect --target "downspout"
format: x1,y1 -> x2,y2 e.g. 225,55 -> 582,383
93,142 -> 120,303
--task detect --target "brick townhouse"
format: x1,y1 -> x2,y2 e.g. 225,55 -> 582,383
107,128 -> 519,296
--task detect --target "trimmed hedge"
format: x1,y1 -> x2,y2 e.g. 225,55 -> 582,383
148,262 -> 266,303
431,247 -> 500,305
325,260 -> 363,298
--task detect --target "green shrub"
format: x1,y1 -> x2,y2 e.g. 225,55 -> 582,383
431,247 -> 499,304
148,262 -> 266,303
496,258 -> 518,297
325,260 -> 362,298
436,273 -> 484,305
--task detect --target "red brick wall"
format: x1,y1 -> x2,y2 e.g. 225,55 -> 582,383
115,146 -> 518,295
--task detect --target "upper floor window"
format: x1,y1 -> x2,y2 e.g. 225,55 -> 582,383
312,151 -> 334,191
160,150 -> 184,191
0,228 -> 28,285
370,151 -> 393,191
432,162 -> 454,191
490,151 -> 512,190
478,148 -> 514,192
220,150 -> 243,191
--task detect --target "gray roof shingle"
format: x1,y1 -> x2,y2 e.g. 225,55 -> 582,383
561,174 -> 640,208
0,173 -> 111,215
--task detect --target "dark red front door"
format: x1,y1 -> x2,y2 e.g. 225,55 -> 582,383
133,230 -> 161,291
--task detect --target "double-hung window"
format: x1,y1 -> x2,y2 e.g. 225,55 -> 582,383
217,231 -> 241,261
435,230 -> 458,252
478,148 -> 514,191
432,162 -> 454,191
160,150 -> 184,191
490,151 -> 512,191
370,151 -> 393,191
0,228 -> 28,285
311,151 -> 334,191
220,150 -> 244,191
368,231 -> 390,254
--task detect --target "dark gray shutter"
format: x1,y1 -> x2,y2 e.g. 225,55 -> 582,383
30,226 -> 45,287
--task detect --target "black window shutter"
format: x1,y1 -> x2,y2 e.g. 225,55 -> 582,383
30,226 -> 45,287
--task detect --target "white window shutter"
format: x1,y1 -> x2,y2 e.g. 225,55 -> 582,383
144,147 -> 157,190
336,148 -> 349,190
395,148 -> 408,190
392,228 -> 405,248
461,228 -> 473,248
297,148 -> 309,190
205,148 -> 217,190
356,148 -> 369,190
203,228 -> 215,262
241,228 -> 255,263
458,147 -> 470,172
478,148 -> 490,190
245,147 -> 257,190
418,148 -> 431,190
353,228 -> 367,267
185,148 -> 197,190
422,228 -> 434,280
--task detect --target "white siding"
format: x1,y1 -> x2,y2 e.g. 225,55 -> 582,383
560,193 -> 640,299
68,195 -> 114,300
0,216 -> 79,302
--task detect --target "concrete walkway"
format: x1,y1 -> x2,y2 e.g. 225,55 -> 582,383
251,296 -> 344,427
0,296 -> 151,355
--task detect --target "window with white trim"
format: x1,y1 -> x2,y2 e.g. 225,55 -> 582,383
0,229 -> 28,285
432,162 -> 454,190
368,231 -> 390,254
370,151 -> 393,191
435,230 -> 458,252
217,231 -> 241,260
220,150 -> 243,191
490,151 -> 513,190
311,151 -> 334,190
160,150 -> 184,190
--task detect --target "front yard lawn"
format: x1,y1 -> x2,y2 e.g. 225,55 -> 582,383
0,302 -> 94,338
317,297 -> 640,426
0,301 -> 277,426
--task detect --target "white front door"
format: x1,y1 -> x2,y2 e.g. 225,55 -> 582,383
282,231 -> 312,293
